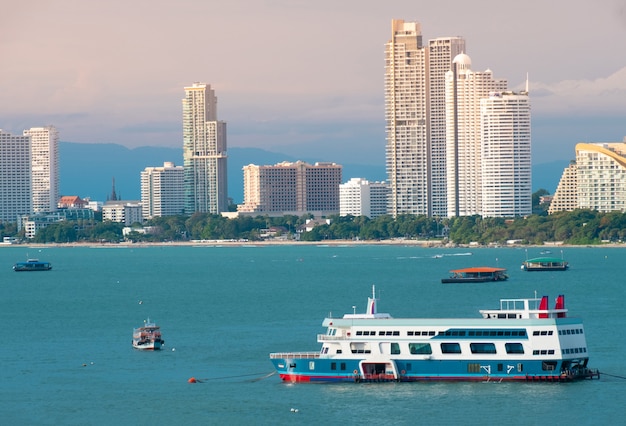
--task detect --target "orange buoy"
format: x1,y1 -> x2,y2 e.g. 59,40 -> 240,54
188,377 -> 197,383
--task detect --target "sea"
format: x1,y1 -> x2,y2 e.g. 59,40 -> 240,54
1,244 -> 624,425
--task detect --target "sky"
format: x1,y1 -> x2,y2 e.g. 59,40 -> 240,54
2,0 -> 626,166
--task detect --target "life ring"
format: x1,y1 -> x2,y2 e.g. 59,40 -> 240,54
401,370 -> 406,375
353,369 -> 359,375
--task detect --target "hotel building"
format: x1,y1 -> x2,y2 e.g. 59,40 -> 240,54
575,142 -> 626,212
0,130 -> 32,222
339,178 -> 390,218
480,91 -> 532,217
445,54 -> 507,217
239,161 -> 342,216
141,162 -> 185,219
182,82 -> 228,215
24,126 -> 59,213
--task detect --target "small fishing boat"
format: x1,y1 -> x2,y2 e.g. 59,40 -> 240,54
132,319 -> 164,350
13,259 -> 52,272
441,267 -> 508,283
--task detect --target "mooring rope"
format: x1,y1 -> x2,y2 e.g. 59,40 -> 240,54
192,371 -> 276,382
599,372 -> 626,380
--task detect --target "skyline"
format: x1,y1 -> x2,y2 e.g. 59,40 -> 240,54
2,0 -> 626,167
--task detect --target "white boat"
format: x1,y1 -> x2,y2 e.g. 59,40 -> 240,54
269,286 -> 599,383
132,319 -> 164,350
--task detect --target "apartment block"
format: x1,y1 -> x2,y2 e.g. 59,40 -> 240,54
141,162 -> 184,219
340,178 -> 390,218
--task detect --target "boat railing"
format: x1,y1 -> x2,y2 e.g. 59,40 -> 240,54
269,352 -> 320,360
318,334 -> 346,341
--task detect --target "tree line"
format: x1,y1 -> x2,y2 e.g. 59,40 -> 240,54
14,208 -> 626,246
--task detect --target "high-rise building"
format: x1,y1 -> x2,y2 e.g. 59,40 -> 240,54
0,130 -> 32,221
428,37 -> 466,217
141,162 -> 185,219
239,161 -> 342,216
385,20 -> 465,217
339,178 -> 390,218
182,82 -> 228,214
445,54 -> 507,217
385,20 -> 428,217
23,126 -> 59,213
480,91 -> 532,217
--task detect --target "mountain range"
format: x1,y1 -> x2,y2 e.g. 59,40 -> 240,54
59,142 -> 568,204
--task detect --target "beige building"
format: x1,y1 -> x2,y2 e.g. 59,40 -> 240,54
239,161 -> 342,216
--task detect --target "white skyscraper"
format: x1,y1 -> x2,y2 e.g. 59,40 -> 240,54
480,91 -> 532,217
428,37 -> 466,217
0,130 -> 31,221
141,162 -> 185,219
182,82 -> 228,214
445,54 -> 507,217
385,20 -> 465,217
24,126 -> 59,213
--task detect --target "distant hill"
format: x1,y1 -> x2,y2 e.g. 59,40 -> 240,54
59,142 -> 566,204
59,142 -> 387,204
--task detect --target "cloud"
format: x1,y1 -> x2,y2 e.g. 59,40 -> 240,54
530,66 -> 626,115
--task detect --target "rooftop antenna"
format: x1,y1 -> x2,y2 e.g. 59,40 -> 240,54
525,72 -> 529,93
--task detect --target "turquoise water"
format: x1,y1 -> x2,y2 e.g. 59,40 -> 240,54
1,244 -> 624,425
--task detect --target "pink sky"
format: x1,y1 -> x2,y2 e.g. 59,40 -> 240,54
2,0 -> 625,165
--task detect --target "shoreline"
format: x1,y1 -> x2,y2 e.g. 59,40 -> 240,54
3,239 -> 626,249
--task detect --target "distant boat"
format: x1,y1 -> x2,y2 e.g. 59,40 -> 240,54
132,319 -> 164,351
441,267 -> 508,283
522,249 -> 568,271
522,257 -> 569,271
13,259 -> 52,272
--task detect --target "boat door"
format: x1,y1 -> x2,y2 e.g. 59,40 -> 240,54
359,360 -> 399,380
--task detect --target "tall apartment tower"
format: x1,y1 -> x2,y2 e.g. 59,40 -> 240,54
427,37 -> 466,217
23,126 -> 59,213
239,161 -> 342,216
182,82 -> 228,214
385,20 -> 428,217
0,130 -> 32,221
141,162 -> 185,219
445,54 -> 507,217
385,20 -> 465,217
480,91 -> 532,217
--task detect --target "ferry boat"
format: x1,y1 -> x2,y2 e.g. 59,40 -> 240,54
522,257 -> 569,271
441,267 -> 508,283
269,286 -> 599,383
13,259 -> 52,271
132,319 -> 164,350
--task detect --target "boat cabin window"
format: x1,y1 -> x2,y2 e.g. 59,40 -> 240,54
470,343 -> 496,354
391,343 -> 401,355
409,343 -> 432,355
340,362 -> 346,370
440,343 -> 462,354
505,343 -> 524,354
